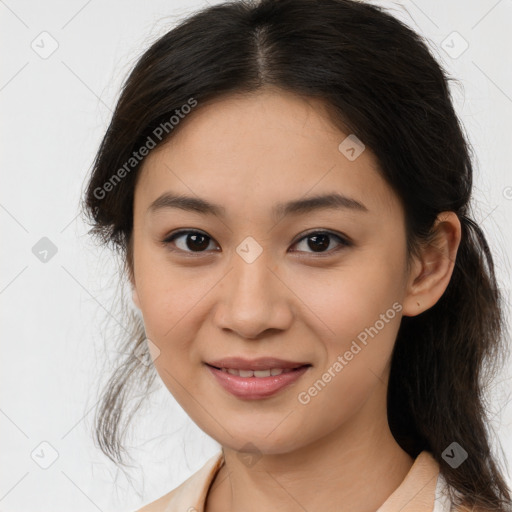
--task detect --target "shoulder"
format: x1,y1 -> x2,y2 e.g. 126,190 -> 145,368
133,451 -> 225,512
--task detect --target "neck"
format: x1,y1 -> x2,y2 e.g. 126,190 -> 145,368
205,382 -> 415,512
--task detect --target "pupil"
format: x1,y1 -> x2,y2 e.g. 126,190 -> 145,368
308,234 -> 329,252
187,233 -> 209,251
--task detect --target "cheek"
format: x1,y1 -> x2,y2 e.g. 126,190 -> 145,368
294,280 -> 402,437
133,241 -> 198,334
289,253 -> 404,409
132,242 -> 226,394
292,254 -> 404,346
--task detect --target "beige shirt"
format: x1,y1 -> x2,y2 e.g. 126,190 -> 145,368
136,450 -> 458,512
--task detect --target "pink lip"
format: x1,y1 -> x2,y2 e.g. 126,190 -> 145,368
205,364 -> 311,399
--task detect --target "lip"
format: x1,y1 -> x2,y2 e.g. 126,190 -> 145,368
205,356 -> 310,371
205,362 -> 311,400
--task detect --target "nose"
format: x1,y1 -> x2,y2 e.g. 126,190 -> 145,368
213,249 -> 294,340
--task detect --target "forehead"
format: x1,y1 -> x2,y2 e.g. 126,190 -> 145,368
135,89 -> 400,220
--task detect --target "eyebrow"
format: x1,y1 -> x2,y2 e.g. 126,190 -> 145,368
148,191 -> 369,219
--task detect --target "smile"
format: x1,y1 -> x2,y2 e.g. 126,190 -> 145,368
205,363 -> 311,399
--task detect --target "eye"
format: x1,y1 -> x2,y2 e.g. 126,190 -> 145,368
162,229 -> 351,256
162,230 -> 219,254
291,230 -> 352,255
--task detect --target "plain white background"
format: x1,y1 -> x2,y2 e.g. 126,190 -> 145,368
1,0 -> 511,510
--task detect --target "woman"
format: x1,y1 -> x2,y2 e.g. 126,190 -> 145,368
83,0 -> 512,510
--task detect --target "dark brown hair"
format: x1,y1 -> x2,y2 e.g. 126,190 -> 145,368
82,0 -> 511,509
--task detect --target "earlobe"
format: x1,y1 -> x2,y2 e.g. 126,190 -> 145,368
402,256 -> 425,316
402,211 -> 461,317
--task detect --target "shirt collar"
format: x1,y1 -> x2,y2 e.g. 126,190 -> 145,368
155,449 -> 450,512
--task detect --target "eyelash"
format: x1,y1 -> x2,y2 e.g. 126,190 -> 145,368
161,229 -> 352,257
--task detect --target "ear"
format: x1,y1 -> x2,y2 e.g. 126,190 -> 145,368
402,211 -> 462,317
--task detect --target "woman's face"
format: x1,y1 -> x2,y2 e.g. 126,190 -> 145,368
131,89 -> 414,455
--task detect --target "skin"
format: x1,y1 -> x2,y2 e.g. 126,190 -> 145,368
131,87 -> 461,512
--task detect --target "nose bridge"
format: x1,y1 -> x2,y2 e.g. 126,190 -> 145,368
214,238 -> 290,338
230,239 -> 275,307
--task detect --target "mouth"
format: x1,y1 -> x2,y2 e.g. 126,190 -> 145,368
204,360 -> 312,400
205,356 -> 311,372
205,364 -> 311,378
